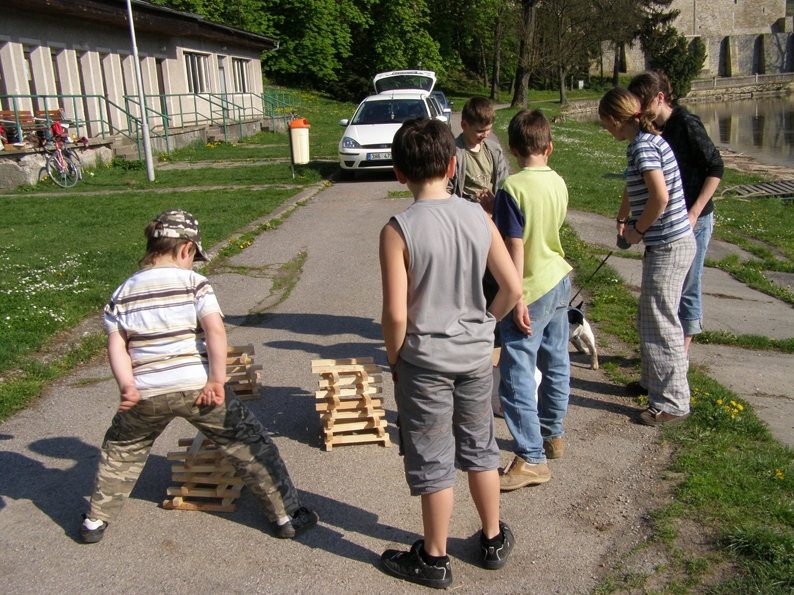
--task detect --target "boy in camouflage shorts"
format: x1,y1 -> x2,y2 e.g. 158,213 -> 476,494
81,210 -> 317,543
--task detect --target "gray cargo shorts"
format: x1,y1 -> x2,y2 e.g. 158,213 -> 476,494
394,358 -> 500,496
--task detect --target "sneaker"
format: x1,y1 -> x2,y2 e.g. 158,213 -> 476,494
275,507 -> 319,539
543,437 -> 564,459
480,521 -> 515,570
380,540 -> 452,589
637,406 -> 689,426
626,381 -> 649,396
80,514 -> 108,544
499,457 -> 550,492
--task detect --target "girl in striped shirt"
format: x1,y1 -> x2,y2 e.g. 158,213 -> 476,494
598,88 -> 696,426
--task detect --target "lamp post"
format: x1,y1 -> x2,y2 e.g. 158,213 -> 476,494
126,0 -> 155,181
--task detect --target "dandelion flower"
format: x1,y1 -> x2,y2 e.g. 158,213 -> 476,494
717,399 -> 723,405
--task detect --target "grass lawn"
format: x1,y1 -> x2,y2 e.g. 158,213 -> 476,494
0,186 -> 305,389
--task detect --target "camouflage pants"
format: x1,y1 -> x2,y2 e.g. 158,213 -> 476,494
88,389 -> 301,524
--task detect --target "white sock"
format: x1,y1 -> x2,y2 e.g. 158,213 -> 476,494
276,515 -> 291,526
83,517 -> 104,530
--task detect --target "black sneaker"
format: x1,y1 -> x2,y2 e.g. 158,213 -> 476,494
275,507 -> 319,539
626,381 -> 648,396
380,539 -> 452,589
80,514 -> 108,544
480,521 -> 515,570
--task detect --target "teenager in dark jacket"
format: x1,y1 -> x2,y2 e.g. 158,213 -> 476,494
628,71 -> 724,362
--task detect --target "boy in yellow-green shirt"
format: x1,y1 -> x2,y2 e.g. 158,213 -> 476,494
491,109 -> 572,492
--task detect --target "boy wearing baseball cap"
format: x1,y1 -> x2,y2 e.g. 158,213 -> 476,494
81,210 -> 317,543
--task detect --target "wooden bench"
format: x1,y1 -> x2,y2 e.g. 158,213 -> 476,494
0,110 -> 37,141
162,344 -> 263,512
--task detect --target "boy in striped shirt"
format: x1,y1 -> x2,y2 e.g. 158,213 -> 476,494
81,210 -> 317,543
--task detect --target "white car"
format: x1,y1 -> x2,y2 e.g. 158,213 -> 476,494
338,70 -> 448,178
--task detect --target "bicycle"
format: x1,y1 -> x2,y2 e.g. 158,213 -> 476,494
44,138 -> 82,188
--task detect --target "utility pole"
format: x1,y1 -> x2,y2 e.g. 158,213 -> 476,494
126,0 -> 155,182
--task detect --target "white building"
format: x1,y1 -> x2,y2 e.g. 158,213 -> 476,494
0,0 -> 281,152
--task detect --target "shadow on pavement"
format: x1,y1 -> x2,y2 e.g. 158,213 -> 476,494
0,437 -> 100,543
233,312 -> 383,341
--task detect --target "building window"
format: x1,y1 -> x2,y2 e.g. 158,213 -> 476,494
185,52 -> 210,93
232,58 -> 249,93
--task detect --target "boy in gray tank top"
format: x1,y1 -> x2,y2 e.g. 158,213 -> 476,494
379,118 -> 523,589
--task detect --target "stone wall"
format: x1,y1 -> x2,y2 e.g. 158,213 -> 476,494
672,0 -> 786,36
0,144 -> 113,191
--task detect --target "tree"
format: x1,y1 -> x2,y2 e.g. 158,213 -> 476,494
364,0 -> 443,75
511,0 -> 541,108
640,25 -> 707,98
538,0 -> 599,105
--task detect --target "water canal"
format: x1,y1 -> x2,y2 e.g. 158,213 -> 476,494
574,95 -> 794,168
687,96 -> 794,168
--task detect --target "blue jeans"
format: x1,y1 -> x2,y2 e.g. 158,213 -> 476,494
499,276 -> 571,463
679,212 -> 713,336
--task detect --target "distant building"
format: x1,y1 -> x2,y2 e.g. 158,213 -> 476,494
0,0 -> 278,140
600,0 -> 793,78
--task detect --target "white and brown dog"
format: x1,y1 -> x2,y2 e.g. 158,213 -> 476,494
568,306 -> 598,370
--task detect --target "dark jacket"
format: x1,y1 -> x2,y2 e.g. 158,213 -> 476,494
662,106 -> 724,217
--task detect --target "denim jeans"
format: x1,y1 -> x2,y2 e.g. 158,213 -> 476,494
679,212 -> 714,336
499,275 -> 571,463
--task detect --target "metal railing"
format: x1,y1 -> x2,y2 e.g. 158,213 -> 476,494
0,93 -> 162,159
691,73 -> 794,90
1,88 -> 300,158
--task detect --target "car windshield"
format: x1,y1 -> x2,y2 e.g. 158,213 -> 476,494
351,100 -> 428,125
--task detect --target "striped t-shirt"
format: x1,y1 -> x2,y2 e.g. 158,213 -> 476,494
626,131 -> 690,246
104,266 -> 223,398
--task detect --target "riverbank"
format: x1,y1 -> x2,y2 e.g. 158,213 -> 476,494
719,148 -> 794,181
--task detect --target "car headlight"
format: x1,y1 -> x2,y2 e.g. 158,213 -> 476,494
341,137 -> 361,149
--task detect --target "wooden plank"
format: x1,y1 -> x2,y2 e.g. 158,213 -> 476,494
228,344 -> 255,355
315,385 -> 382,399
315,398 -> 382,412
317,374 -> 383,388
321,408 -> 387,421
167,486 -> 241,498
162,498 -> 236,513
324,419 -> 387,432
171,474 -> 243,486
311,357 -> 374,366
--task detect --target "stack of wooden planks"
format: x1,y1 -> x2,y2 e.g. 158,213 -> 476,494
311,357 -> 391,451
162,344 -> 262,512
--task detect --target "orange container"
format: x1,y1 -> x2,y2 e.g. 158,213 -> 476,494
289,118 -> 311,164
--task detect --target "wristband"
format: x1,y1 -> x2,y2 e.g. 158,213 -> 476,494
616,216 -> 629,224
635,226 -> 647,236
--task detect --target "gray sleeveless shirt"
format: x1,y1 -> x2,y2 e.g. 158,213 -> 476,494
393,195 -> 495,374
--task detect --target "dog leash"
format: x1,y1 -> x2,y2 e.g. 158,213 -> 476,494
569,251 -> 613,307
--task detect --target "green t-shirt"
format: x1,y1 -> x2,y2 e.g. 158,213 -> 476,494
462,146 -> 493,201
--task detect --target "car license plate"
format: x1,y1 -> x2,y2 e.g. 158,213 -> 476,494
367,152 -> 391,160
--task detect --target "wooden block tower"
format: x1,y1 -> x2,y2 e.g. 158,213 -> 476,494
311,357 -> 391,451
163,344 -> 261,512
